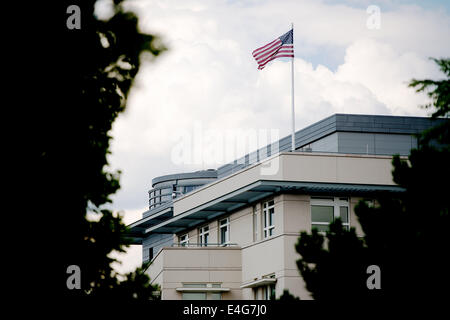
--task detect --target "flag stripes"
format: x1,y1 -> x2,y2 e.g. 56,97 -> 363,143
252,29 -> 294,70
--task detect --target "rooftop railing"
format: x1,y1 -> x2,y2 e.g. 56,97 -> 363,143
171,243 -> 239,248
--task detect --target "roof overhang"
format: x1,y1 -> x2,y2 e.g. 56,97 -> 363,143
130,180 -> 403,238
125,206 -> 174,244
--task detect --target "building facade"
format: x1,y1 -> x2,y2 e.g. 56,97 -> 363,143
128,114 -> 444,300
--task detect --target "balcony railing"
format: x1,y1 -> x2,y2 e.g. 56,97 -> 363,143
171,243 -> 239,248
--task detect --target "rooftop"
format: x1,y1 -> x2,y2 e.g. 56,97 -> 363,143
128,113 -> 448,243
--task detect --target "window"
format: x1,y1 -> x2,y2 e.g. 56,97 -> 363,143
263,200 -> 275,238
311,205 -> 333,232
183,283 -> 207,288
148,247 -> 153,261
179,233 -> 189,246
219,218 -> 230,246
262,284 -> 276,300
160,188 -> 172,203
199,226 -> 209,247
161,194 -> 171,203
172,184 -> 177,199
181,284 -> 222,300
182,292 -> 206,300
184,185 -> 200,193
210,293 -> 222,300
253,287 -> 258,300
155,189 -> 161,206
311,197 -> 349,233
253,206 -> 258,242
149,191 -> 155,208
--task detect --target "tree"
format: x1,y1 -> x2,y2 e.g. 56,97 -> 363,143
278,289 -> 301,301
295,219 -> 373,300
27,0 -> 165,300
295,58 -> 449,301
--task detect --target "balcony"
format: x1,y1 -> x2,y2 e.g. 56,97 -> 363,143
146,245 -> 242,300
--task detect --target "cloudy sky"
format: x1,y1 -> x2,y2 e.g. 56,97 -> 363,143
94,0 -> 450,274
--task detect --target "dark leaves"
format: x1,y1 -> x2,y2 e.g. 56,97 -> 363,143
33,0 -> 165,300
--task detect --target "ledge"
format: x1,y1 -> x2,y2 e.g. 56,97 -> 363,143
240,278 -> 277,288
176,287 -> 230,292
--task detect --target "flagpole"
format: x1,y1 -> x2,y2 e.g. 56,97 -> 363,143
290,22 -> 295,151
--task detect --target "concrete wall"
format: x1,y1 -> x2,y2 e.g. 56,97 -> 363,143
239,195 -> 312,299
143,233 -> 173,263
279,153 -> 395,185
148,247 -> 242,300
172,152 -> 395,217
147,192 -> 371,300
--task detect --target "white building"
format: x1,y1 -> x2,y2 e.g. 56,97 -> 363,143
127,114 -> 442,300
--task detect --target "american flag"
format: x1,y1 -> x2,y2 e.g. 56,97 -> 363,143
252,29 -> 294,70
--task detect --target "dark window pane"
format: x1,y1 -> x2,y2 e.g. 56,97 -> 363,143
340,206 -> 348,223
149,247 -> 153,260
182,293 -> 206,300
183,283 -> 206,288
210,293 -> 222,300
311,206 -> 333,223
220,228 -> 226,244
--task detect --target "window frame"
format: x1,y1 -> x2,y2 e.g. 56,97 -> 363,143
198,225 -> 210,247
181,283 -> 222,300
253,205 -> 259,242
310,197 -> 350,233
182,292 -> 207,300
262,284 -> 276,300
219,218 -> 230,246
262,200 -> 275,239
179,233 -> 189,247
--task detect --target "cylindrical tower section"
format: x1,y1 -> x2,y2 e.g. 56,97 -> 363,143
148,169 -> 217,210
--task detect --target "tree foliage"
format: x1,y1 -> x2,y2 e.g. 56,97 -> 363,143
295,58 -> 449,301
29,0 -> 165,300
409,58 -> 450,118
278,289 -> 301,301
295,220 -> 373,300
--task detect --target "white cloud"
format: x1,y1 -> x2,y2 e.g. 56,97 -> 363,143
105,0 -> 450,272
335,39 -> 441,115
